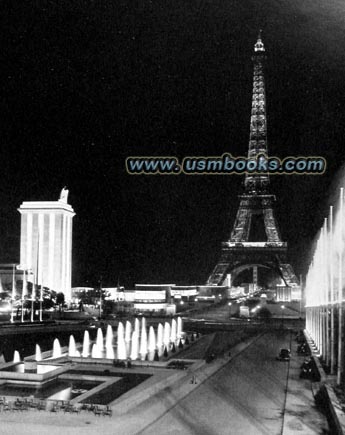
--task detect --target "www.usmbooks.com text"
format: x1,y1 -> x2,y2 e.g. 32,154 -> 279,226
126,154 -> 326,175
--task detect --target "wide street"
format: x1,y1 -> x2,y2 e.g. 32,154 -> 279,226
134,331 -> 328,435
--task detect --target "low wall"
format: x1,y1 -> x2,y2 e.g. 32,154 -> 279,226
304,329 -> 344,435
315,384 -> 344,435
0,364 -> 67,382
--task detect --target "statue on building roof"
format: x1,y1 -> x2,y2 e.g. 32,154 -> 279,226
59,187 -> 69,203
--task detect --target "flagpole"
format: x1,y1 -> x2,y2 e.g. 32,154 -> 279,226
39,283 -> 43,322
10,264 -> 15,323
21,269 -> 26,323
38,233 -> 43,322
30,270 -> 35,323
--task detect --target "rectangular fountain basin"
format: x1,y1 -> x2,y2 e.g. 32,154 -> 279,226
0,378 -> 101,401
0,363 -> 60,374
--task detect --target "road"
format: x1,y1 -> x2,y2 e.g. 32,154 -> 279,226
136,331 -> 327,435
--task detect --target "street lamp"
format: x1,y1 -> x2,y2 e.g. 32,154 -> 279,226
228,302 -> 232,317
10,264 -> 16,323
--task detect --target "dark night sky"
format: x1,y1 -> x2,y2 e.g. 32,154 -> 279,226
1,0 -> 345,287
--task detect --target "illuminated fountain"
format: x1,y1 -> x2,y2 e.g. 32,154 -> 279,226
157,323 -> 164,356
170,318 -> 177,345
35,344 -> 42,361
91,343 -> 102,358
13,350 -> 20,363
139,324 -> 147,361
82,330 -> 90,357
105,324 -> 112,347
177,317 -> 182,339
141,317 -> 146,335
68,335 -> 80,357
25,317 -> 185,365
117,322 -> 127,360
0,317 -> 191,407
104,325 -> 114,359
52,338 -> 62,358
134,318 -> 140,334
96,328 -> 104,355
130,330 -> 139,360
125,321 -> 132,355
148,326 -> 156,361
305,187 -> 345,384
106,340 -> 115,359
163,322 -> 170,349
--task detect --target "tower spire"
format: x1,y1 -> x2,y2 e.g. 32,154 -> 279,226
245,31 -> 269,193
254,30 -> 265,52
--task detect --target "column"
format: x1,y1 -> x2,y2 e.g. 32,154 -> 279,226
48,213 -> 55,291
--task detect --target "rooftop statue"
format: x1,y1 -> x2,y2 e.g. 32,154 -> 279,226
59,187 -> 69,203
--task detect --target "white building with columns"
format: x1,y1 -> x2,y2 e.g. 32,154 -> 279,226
18,188 -> 75,301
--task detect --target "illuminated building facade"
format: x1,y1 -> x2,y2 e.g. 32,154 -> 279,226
133,284 -> 176,314
18,188 -> 75,301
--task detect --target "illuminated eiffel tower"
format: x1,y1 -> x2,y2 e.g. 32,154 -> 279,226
207,32 -> 300,298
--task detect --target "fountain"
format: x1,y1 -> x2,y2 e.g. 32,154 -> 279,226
141,317 -> 146,333
105,325 -> 113,348
96,328 -> 104,355
125,320 -> 132,355
125,321 -> 132,342
117,322 -> 127,360
163,322 -> 170,348
148,326 -> 156,361
68,335 -> 80,357
157,323 -> 164,356
106,340 -> 115,359
82,330 -> 90,357
52,338 -> 62,358
177,317 -> 182,339
170,319 -> 177,345
91,343 -> 100,358
105,322 -> 114,359
130,330 -> 139,360
13,350 -> 20,363
134,318 -> 140,334
26,316 -> 185,365
140,326 -> 147,361
35,344 -> 42,361
0,317 -> 187,407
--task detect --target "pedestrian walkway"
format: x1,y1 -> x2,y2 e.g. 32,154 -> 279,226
282,339 -> 329,434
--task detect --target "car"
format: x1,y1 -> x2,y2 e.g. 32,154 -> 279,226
276,348 -> 291,361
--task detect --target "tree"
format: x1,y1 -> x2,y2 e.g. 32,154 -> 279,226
42,298 -> 55,310
257,307 -> 272,319
56,292 -> 65,311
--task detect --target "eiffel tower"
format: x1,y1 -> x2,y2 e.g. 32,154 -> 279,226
207,32 -> 300,297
